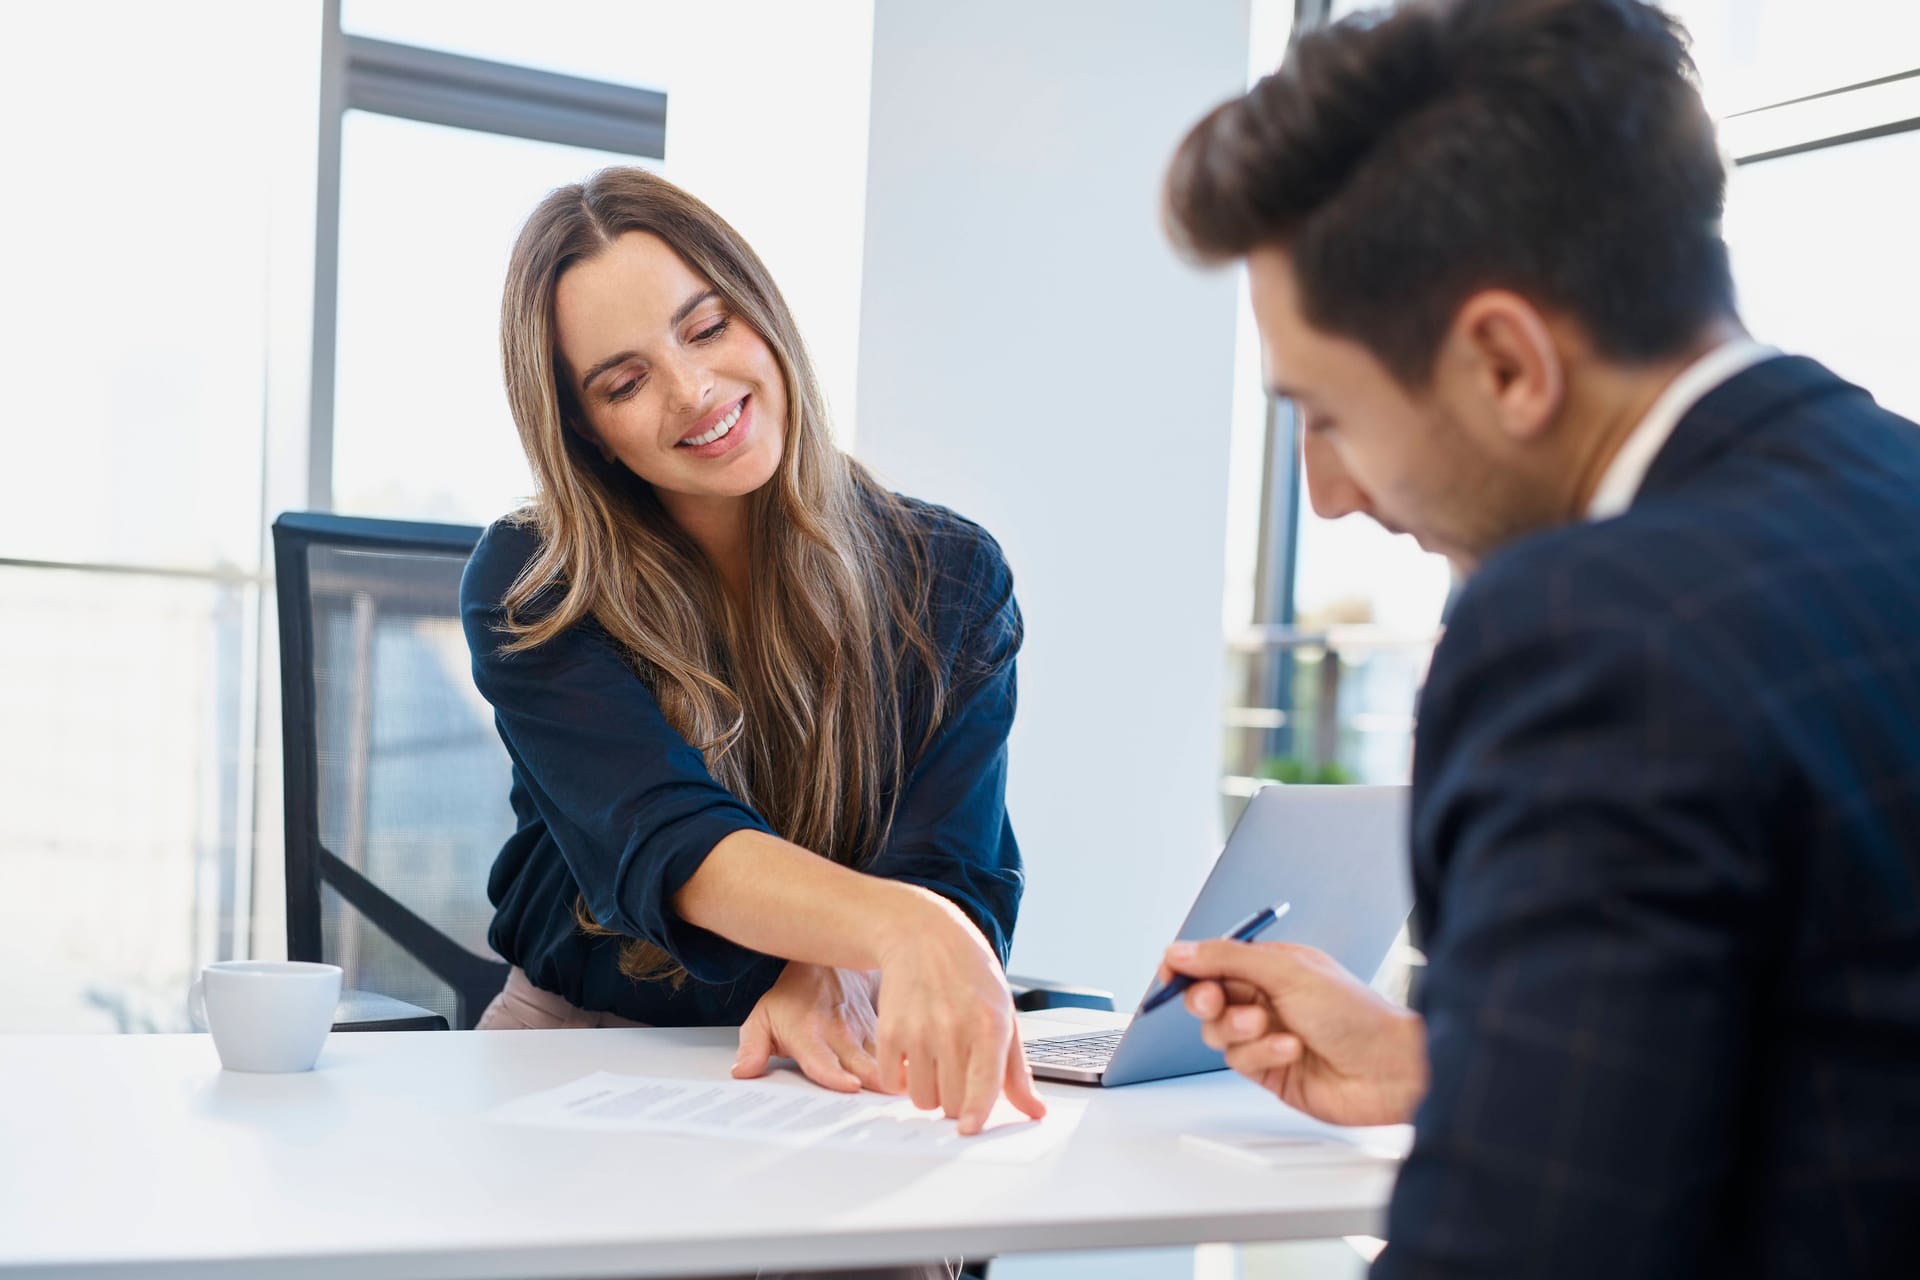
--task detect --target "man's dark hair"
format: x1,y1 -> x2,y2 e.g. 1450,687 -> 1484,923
1165,0 -> 1734,383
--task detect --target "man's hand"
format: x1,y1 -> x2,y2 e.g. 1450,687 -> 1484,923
734,962 -> 888,1093
1160,939 -> 1428,1126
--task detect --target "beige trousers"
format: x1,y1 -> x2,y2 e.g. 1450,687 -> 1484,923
476,965 -> 651,1030
477,968 -> 959,1280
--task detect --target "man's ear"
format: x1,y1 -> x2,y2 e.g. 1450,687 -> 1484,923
1439,290 -> 1565,445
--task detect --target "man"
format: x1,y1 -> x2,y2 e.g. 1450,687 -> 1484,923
1155,0 -> 1920,1275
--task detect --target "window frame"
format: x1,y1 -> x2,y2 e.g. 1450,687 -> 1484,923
307,0 -> 669,511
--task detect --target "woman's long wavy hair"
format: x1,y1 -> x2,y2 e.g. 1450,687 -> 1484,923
497,167 -> 946,984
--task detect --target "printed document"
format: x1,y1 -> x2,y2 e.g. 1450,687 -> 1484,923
491,1071 -> 1081,1164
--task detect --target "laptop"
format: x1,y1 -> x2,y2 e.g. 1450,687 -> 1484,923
1018,784 -> 1412,1087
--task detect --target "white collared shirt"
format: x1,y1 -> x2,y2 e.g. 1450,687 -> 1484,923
1585,339 -> 1778,520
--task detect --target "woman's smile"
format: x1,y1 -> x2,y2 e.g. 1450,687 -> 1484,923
676,394 -> 753,459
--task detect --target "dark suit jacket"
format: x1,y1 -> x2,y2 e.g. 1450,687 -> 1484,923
1378,357 -> 1920,1278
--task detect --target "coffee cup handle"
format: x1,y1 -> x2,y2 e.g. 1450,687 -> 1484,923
188,974 -> 207,1031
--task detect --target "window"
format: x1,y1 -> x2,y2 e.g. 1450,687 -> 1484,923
0,3 -> 667,1033
1,569 -> 257,1031
0,4 -> 275,574
1225,1 -> 1451,815
3,0 -> 875,1034
1721,79 -> 1920,424
1724,130 -> 1920,424
0,2 -> 296,1032
311,22 -> 668,515
330,115 -> 644,523
340,0 -> 679,91
1667,0 -> 1920,117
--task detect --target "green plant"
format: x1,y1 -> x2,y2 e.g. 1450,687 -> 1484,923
1258,756 -> 1357,785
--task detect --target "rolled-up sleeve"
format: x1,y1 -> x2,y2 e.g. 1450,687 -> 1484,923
460,523 -> 774,983
862,527 -> 1026,963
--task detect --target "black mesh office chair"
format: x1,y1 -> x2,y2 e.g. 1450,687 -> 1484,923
273,512 -> 1111,1035
275,513 -> 512,1031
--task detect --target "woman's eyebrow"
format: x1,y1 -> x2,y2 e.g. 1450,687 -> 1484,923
670,288 -> 719,328
579,289 -> 722,391
580,349 -> 638,392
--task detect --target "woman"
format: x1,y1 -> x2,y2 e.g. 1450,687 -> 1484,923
461,167 -> 1043,1143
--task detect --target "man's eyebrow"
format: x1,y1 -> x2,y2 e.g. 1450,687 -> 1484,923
577,291 -> 722,392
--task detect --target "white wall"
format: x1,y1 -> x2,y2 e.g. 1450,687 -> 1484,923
855,0 -> 1251,1003
642,0 -> 876,440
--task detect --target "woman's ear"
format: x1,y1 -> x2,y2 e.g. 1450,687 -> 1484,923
1440,290 -> 1565,445
565,415 -> 619,464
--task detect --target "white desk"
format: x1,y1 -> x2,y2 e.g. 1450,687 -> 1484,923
0,1022 -> 1400,1278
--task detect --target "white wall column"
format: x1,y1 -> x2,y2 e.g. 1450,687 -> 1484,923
855,0 -> 1251,1003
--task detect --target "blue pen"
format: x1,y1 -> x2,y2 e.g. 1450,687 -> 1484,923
1140,900 -> 1292,1015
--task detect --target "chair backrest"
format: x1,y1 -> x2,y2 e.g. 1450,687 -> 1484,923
272,513 -> 512,1029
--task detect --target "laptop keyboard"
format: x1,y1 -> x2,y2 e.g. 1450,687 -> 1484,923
1024,1029 -> 1126,1071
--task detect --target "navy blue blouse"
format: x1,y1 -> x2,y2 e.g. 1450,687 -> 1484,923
458,498 -> 1025,1027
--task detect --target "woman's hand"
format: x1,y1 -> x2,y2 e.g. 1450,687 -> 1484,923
671,832 -> 1042,1133
733,962 -> 886,1093
1159,939 -> 1428,1127
872,887 -> 1047,1135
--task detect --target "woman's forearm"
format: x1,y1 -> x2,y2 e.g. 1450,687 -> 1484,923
670,828 -> 959,969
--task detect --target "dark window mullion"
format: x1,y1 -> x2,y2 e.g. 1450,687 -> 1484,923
343,35 -> 667,158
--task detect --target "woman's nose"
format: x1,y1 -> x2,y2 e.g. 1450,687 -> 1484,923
658,354 -> 713,415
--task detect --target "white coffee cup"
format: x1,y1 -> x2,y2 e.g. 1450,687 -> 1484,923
189,961 -> 343,1073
